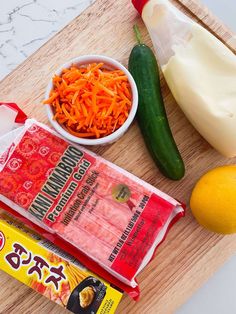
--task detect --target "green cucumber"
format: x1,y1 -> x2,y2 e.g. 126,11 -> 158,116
128,25 -> 185,180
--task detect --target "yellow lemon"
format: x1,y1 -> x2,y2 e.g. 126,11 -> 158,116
190,165 -> 236,234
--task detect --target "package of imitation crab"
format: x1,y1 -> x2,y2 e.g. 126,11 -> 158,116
0,103 -> 185,299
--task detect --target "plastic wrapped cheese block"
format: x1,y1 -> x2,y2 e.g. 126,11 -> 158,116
0,117 -> 185,288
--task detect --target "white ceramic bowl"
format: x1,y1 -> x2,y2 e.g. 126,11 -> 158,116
45,55 -> 138,145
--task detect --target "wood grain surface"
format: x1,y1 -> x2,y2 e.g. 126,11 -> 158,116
0,0 -> 236,313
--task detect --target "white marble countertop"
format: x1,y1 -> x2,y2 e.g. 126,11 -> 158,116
0,0 -> 94,80
0,0 -> 236,313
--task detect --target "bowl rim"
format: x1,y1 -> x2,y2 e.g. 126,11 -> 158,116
45,54 -> 138,145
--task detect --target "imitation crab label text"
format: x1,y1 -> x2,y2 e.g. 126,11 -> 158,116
28,145 -> 91,222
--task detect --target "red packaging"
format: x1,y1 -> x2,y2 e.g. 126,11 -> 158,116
132,0 -> 149,14
0,113 -> 185,297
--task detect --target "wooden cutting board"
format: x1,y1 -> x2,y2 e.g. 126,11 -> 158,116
0,0 -> 236,313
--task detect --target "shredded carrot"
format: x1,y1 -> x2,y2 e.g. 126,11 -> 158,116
43,62 -> 132,139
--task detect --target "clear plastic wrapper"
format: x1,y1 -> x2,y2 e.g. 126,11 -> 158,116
0,104 -> 185,295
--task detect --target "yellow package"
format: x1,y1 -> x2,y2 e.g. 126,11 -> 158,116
0,214 -> 123,313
